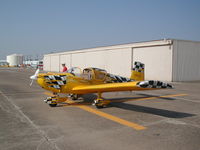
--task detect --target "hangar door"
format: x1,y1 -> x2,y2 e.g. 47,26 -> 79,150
43,56 -> 51,71
71,48 -> 131,77
60,54 -> 71,72
50,55 -> 60,72
132,45 -> 172,81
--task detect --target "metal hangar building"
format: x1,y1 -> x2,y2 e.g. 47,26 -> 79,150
43,39 -> 200,82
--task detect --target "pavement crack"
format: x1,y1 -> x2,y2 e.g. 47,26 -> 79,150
143,118 -> 169,126
176,97 -> 200,103
164,118 -> 187,125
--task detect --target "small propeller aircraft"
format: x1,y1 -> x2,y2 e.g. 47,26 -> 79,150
30,62 -> 172,108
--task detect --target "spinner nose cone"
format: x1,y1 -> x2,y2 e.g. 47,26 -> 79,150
37,77 -> 45,88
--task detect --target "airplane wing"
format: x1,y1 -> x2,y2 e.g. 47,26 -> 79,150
72,80 -> 172,94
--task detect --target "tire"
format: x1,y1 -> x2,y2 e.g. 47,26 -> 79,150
71,94 -> 82,100
96,105 -> 104,109
49,103 -> 57,107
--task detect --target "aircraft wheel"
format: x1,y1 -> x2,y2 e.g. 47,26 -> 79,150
71,94 -> 82,100
96,105 -> 104,109
49,103 -> 57,107
94,100 -> 105,109
71,94 -> 78,100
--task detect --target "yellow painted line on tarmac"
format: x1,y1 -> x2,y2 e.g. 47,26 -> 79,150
43,92 -> 187,130
112,93 -> 188,103
78,105 -> 146,130
43,91 -> 146,130
44,92 -> 187,103
160,93 -> 188,98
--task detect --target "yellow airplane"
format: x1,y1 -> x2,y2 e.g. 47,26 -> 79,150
30,62 -> 172,108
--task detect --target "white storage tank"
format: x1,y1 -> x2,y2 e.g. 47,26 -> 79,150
7,54 -> 23,66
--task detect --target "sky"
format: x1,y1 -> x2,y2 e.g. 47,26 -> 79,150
0,0 -> 200,60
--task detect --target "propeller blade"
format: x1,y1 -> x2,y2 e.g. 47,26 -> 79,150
29,69 -> 40,86
30,80 -> 34,86
34,69 -> 40,76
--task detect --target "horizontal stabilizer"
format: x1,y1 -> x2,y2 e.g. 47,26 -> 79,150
137,80 -> 173,89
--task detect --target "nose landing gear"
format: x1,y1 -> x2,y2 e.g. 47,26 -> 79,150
44,97 -> 58,107
44,95 -> 68,107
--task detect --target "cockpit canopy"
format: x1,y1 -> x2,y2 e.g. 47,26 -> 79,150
68,67 -> 107,81
67,67 -> 82,76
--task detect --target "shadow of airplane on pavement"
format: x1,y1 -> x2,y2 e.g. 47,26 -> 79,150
57,93 -> 194,118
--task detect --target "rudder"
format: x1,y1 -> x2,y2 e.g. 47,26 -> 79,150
130,61 -> 144,81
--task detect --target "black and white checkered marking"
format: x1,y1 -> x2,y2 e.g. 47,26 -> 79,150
137,80 -> 173,89
44,75 -> 66,81
107,74 -> 132,83
46,80 -> 67,85
44,75 -> 67,89
49,85 -> 61,89
132,61 -> 144,72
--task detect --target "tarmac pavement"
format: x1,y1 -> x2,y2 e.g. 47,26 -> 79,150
0,68 -> 200,150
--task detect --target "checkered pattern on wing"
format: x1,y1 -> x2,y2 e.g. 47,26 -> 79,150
132,61 -> 144,72
137,80 -> 172,89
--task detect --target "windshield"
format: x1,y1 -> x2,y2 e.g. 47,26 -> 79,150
67,67 -> 82,77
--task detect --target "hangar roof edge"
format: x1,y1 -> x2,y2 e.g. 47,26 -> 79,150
44,39 -> 199,56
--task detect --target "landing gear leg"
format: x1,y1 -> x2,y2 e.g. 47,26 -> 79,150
44,96 -> 58,107
70,94 -> 83,101
44,93 -> 68,107
93,93 -> 110,109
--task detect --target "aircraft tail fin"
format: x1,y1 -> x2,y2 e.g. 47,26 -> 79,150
130,61 -> 144,81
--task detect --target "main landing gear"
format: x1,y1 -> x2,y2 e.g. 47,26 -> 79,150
44,93 -> 110,109
93,93 -> 110,109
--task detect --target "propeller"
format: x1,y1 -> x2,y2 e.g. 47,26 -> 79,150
30,69 -> 40,86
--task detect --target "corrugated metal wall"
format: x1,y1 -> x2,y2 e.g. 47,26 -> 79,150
60,54 -> 71,71
43,40 -> 200,81
46,48 -> 132,77
43,56 -> 51,71
172,40 -> 200,81
70,48 -> 132,77
133,45 -> 173,81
